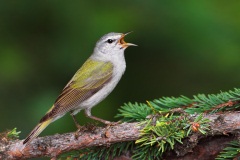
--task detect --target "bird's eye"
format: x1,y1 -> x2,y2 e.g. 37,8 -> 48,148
107,39 -> 114,43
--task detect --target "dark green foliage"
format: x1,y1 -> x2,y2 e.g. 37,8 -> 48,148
116,88 -> 240,121
132,145 -> 163,160
59,142 -> 134,160
115,102 -> 152,122
216,141 -> 240,160
58,88 -> 240,159
135,115 -> 186,158
152,96 -> 193,110
132,113 -> 209,159
189,88 -> 240,113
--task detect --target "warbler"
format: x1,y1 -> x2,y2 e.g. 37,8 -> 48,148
23,32 -> 136,144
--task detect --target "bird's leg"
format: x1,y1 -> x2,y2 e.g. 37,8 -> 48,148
84,109 -> 120,138
70,112 -> 81,129
70,111 -> 82,139
84,108 -> 112,125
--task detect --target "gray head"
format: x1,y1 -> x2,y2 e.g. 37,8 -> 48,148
94,32 -> 136,55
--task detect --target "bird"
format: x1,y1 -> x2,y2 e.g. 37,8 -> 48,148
23,32 -> 136,145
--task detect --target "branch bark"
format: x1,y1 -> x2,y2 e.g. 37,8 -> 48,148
1,112 -> 240,159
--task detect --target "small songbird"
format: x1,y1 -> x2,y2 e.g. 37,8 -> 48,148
23,32 -> 136,144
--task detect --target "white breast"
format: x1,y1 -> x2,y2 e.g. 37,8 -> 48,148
74,53 -> 126,113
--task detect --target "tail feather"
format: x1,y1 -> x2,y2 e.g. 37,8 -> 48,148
23,119 -> 52,145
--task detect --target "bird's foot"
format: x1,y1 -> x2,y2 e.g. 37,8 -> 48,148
74,124 -> 84,140
105,121 -> 121,131
104,121 -> 121,138
104,121 -> 121,126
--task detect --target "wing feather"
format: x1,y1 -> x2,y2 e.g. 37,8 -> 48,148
40,58 -> 113,122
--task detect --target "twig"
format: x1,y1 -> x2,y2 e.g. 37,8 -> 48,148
1,112 -> 240,159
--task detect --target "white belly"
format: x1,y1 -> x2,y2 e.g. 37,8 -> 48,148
72,57 -> 126,115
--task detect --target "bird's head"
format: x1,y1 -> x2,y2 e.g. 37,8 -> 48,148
94,32 -> 136,55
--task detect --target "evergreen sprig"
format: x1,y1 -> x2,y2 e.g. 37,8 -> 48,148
115,102 -> 152,122
0,128 -> 21,145
60,88 -> 240,159
7,128 -> 21,140
135,114 -> 186,158
216,141 -> 240,160
59,142 -> 134,160
131,112 -> 210,159
116,88 -> 240,121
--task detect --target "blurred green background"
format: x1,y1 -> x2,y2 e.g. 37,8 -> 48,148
1,1 -> 240,140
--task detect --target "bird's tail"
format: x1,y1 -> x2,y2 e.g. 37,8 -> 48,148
23,119 -> 52,145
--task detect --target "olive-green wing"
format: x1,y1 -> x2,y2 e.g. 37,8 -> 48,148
40,58 -> 113,122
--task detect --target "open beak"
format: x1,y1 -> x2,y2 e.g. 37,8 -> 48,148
119,31 -> 137,48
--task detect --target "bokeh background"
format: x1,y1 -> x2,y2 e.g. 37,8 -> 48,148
1,1 -> 240,141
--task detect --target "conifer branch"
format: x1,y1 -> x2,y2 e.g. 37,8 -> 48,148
0,123 -> 141,160
0,112 -> 240,159
2,88 -> 240,159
